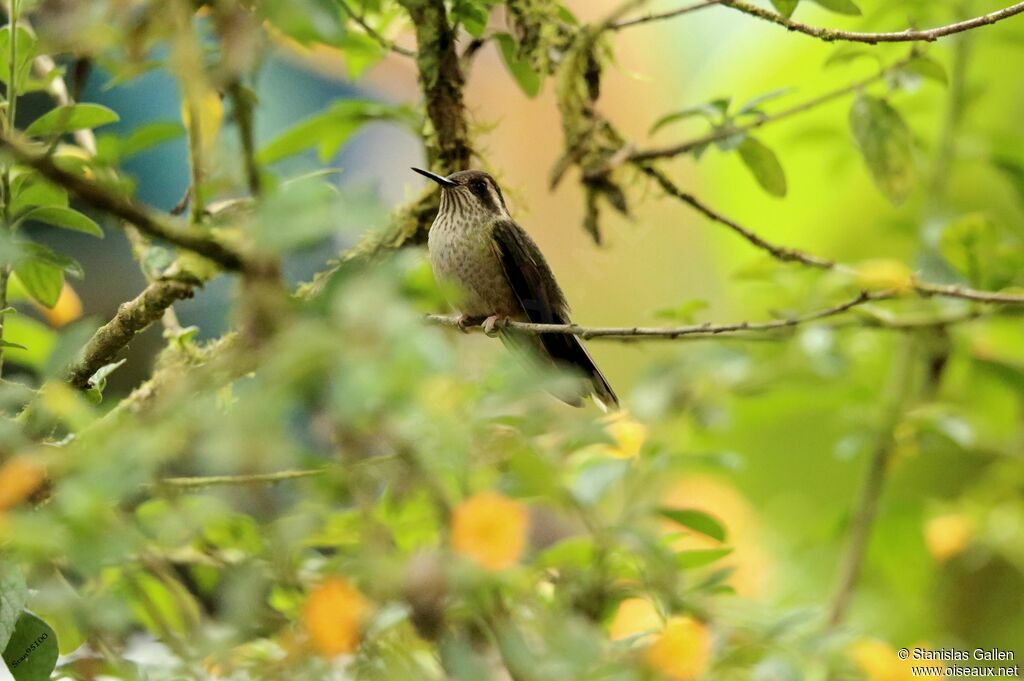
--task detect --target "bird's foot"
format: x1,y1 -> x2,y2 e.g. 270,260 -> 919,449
482,315 -> 508,337
456,314 -> 485,333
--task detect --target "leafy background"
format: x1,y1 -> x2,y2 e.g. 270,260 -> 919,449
0,0 -> 1023,679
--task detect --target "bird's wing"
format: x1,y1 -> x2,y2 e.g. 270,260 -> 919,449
490,219 -> 618,409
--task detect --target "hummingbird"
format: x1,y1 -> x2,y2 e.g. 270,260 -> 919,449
413,167 -> 618,409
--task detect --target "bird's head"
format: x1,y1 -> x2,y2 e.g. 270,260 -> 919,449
412,167 -> 508,218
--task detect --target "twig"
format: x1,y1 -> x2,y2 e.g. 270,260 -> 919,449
609,0 -> 722,31
156,469 -> 324,489
720,0 -> 1024,44
641,165 -> 835,268
337,0 -> 416,57
65,280 -> 197,390
0,132 -> 250,272
227,81 -> 261,197
626,56 -> 912,164
427,290 -> 888,340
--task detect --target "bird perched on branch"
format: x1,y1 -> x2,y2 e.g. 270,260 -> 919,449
413,167 -> 618,409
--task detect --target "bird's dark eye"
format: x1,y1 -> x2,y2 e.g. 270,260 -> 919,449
470,180 -> 487,195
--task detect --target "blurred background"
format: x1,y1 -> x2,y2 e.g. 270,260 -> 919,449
8,0 -> 1024,663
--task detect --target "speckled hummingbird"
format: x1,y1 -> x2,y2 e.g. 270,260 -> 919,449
413,167 -> 618,409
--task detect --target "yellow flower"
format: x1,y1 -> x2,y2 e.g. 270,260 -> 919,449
303,578 -> 371,657
452,491 -> 528,570
849,639 -> 942,681
855,259 -> 914,294
924,513 -> 972,561
601,411 -> 648,459
609,597 -> 662,641
0,456 -> 46,512
644,616 -> 712,681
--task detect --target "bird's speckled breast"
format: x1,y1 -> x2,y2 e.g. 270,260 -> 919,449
428,214 -> 520,318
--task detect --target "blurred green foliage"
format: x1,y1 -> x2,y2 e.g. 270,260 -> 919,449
0,0 -> 1022,680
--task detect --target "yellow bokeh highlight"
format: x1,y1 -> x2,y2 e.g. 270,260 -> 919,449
855,259 -> 915,294
609,597 -> 662,641
662,475 -> 770,597
452,491 -> 528,571
41,283 -> 83,327
600,411 -> 648,459
0,457 -> 46,512
302,577 -> 371,657
644,616 -> 712,681
849,639 -> 943,681
924,513 -> 973,562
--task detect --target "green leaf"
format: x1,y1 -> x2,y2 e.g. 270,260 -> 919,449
21,206 -> 103,237
336,31 -> 386,79
902,55 -> 948,85
0,563 -> 29,651
2,611 -> 59,681
26,103 -> 120,136
824,46 -> 876,68
10,174 -> 68,216
257,100 -> 414,165
2,315 -> 56,370
13,259 -> 63,309
650,107 -> 713,135
737,87 -> 795,115
86,359 -> 127,402
849,95 -> 915,204
452,0 -> 494,37
810,0 -> 861,15
118,120 -> 186,159
770,0 -> 800,19
677,547 -> 734,569
939,213 -> 998,287
654,299 -> 709,323
993,156 -> 1024,205
0,26 -> 38,92
737,137 -> 787,197
658,508 -> 727,542
495,34 -> 541,98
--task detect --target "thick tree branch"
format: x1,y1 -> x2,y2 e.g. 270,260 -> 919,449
65,280 -> 196,390
720,0 -> 1024,44
0,133 -> 250,272
625,55 -> 912,165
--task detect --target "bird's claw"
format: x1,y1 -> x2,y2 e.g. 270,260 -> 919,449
456,314 -> 484,333
482,315 -> 507,337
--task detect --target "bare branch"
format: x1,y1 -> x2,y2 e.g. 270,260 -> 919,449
0,133 -> 250,272
65,280 -> 197,391
641,165 -> 835,268
609,0 -> 722,31
626,55 -> 912,165
337,0 -> 416,57
157,469 -> 324,489
427,291 -> 887,340
721,0 -> 1024,44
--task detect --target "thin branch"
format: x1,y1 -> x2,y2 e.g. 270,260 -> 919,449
227,81 -> 261,198
65,280 -> 197,390
0,132 -> 250,272
626,55 -> 912,165
641,165 -> 835,268
156,469 -> 325,489
427,290 -> 888,340
721,0 -> 1024,44
609,0 -> 722,31
337,0 -> 416,57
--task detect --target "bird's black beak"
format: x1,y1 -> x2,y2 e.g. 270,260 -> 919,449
411,167 -> 456,188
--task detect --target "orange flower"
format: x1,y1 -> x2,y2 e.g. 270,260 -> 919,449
452,491 -> 527,570
0,457 -> 46,511
43,283 -> 83,327
303,578 -> 370,657
644,616 -> 712,681
609,598 -> 662,641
